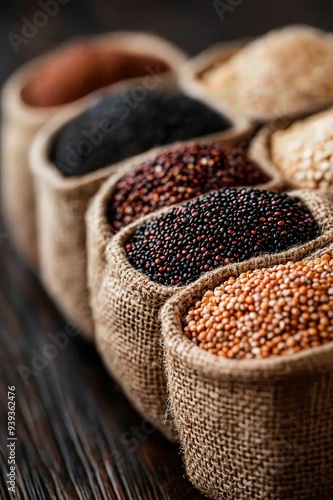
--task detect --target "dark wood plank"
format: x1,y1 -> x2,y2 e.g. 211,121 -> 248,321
1,1 -> 333,499
0,227 -> 205,499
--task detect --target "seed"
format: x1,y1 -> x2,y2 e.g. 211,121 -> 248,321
126,188 -> 320,286
51,91 -> 231,177
183,255 -> 333,359
108,142 -> 269,230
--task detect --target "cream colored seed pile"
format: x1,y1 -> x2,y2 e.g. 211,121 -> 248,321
272,109 -> 333,190
203,26 -> 333,120
184,255 -> 333,360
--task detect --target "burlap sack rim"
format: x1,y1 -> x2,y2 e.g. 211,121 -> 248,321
85,141 -> 201,256
3,31 -> 187,124
29,77 -> 178,191
89,125 -> 284,274
1,59 -> 60,126
106,188 -> 332,306
310,241 -> 333,259
249,105 -> 333,194
178,38 -> 252,126
29,99 -> 123,194
179,28 -> 333,123
161,189 -> 333,382
29,77 -> 254,193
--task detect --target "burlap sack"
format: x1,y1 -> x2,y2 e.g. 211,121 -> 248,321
179,32 -> 333,124
178,38 -> 251,122
162,190 -> 333,498
1,62 -> 59,270
249,107 -> 333,195
93,189 -> 332,443
86,125 -> 282,331
30,80 -> 249,340
1,32 -> 186,270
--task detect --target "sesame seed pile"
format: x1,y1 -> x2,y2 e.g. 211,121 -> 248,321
272,109 -> 333,190
125,188 -> 320,286
51,91 -> 231,177
108,143 -> 269,230
184,255 -> 333,359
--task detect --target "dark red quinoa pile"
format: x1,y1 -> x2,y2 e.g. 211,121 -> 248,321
108,142 -> 269,230
51,91 -> 231,177
184,255 -> 333,359
125,188 -> 320,286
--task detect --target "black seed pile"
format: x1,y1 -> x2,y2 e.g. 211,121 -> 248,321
108,142 -> 269,230
125,188 -> 320,286
51,91 -> 231,177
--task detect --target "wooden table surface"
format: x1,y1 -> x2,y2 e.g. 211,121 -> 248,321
1,1 -> 333,498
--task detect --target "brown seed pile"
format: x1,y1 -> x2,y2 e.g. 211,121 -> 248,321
203,25 -> 333,120
184,254 -> 333,359
22,41 -> 169,107
108,142 -> 269,230
272,109 -> 333,190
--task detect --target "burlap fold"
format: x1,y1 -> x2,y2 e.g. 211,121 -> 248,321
162,190 -> 333,499
2,32 -> 186,270
93,189 -> 333,443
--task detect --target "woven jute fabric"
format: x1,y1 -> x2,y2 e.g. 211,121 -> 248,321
178,38 -> 251,124
30,102 -> 154,339
2,33 -> 186,272
86,126 -> 283,324
249,106 -> 333,196
179,28 -> 333,124
307,241 -> 333,260
87,129 -> 281,438
86,142 -> 196,335
31,133 -> 118,338
32,82 -> 251,341
93,210 -> 179,440
180,26 -> 333,123
29,64 -> 199,340
92,189 -> 332,443
162,190 -> 333,499
1,61 -> 60,270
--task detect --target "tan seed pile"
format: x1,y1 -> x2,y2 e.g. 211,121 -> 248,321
272,109 -> 333,190
184,254 -> 333,359
203,26 -> 333,120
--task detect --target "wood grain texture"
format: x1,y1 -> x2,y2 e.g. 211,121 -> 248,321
1,0 -> 333,498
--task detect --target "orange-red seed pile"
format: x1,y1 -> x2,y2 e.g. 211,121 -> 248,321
184,254 -> 333,359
